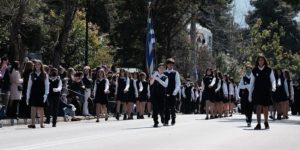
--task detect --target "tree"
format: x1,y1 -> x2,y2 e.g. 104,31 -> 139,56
244,18 -> 300,77
247,0 -> 300,53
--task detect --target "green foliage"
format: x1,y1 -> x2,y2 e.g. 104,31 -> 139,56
244,18 -> 300,78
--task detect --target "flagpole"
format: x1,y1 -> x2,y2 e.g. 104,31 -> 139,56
147,1 -> 152,76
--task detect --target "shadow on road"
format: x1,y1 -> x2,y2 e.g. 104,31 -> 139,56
217,116 -> 300,126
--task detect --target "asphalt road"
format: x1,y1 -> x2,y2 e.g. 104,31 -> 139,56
0,114 -> 300,150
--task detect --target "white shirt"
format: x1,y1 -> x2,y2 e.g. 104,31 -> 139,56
151,71 -> 169,88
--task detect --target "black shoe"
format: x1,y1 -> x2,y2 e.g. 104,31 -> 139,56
28,125 -> 36,129
105,116 -> 108,121
163,121 -> 169,126
130,113 -> 134,119
269,116 -> 274,120
123,114 -> 127,120
171,119 -> 176,126
116,113 -> 120,120
264,122 -> 270,129
52,124 -> 56,127
153,124 -> 158,128
210,116 -> 214,119
205,116 -> 209,120
44,121 -> 50,124
96,119 -> 99,122
284,116 -> 289,119
140,115 -> 144,119
277,114 -> 282,120
148,113 -> 151,118
254,124 -> 261,130
247,123 -> 251,127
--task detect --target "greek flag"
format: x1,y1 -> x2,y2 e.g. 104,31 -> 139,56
146,17 -> 155,75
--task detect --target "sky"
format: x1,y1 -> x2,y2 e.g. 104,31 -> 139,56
232,0 -> 300,28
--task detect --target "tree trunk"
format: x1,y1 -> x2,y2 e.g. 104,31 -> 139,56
10,0 -> 27,63
53,0 -> 78,67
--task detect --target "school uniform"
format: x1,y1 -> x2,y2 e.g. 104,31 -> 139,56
201,75 -> 216,102
239,75 -> 253,125
292,84 -> 300,115
46,77 -> 62,126
164,69 -> 181,125
192,87 -> 199,113
26,72 -> 50,107
139,80 -> 150,102
284,79 -> 294,102
115,77 -> 129,102
151,71 -> 168,126
94,78 -> 109,105
214,78 -> 224,102
249,66 -> 276,106
274,76 -> 287,102
128,79 -> 137,102
222,80 -> 233,103
135,80 -> 142,101
231,84 -> 239,105
182,84 -> 193,114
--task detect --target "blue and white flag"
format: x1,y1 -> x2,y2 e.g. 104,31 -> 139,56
146,17 -> 155,75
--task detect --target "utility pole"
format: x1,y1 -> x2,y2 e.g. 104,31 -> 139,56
85,0 -> 90,66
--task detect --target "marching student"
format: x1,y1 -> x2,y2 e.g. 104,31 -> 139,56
26,60 -> 49,128
214,71 -> 224,118
94,69 -> 109,122
164,58 -> 181,126
127,72 -> 136,120
222,74 -> 232,117
273,69 -> 286,120
201,68 -> 216,120
45,68 -> 62,127
239,65 -> 253,127
182,78 -> 193,114
150,63 -> 168,127
291,79 -> 300,115
249,54 -> 276,130
115,69 -> 129,120
229,77 -> 239,117
283,70 -> 294,119
192,83 -> 200,114
82,66 -> 93,116
138,72 -> 150,119
133,72 -> 142,119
